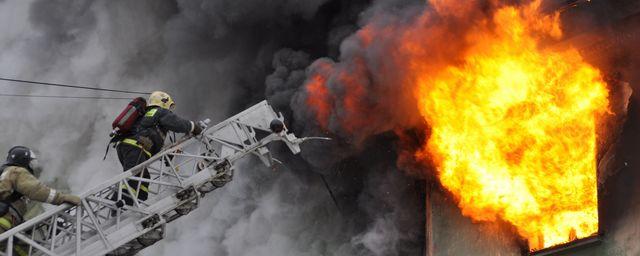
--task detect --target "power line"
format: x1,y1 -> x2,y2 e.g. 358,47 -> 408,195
320,174 -> 341,214
0,77 -> 151,95
0,93 -> 132,100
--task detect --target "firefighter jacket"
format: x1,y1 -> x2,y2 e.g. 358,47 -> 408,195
0,166 -> 70,217
132,106 -> 194,155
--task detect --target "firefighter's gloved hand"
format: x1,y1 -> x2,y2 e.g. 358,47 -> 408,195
191,121 -> 203,136
198,119 -> 209,129
58,194 -> 82,206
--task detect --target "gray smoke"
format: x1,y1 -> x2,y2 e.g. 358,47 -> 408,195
0,0 -> 425,255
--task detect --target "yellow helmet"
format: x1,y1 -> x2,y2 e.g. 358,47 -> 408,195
148,91 -> 175,110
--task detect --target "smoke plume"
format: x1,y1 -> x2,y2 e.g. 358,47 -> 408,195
0,0 -> 425,255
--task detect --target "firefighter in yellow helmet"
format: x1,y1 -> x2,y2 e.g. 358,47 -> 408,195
115,91 -> 202,205
0,146 -> 81,235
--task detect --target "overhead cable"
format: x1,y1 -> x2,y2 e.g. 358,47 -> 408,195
0,77 -> 150,95
320,174 -> 342,214
0,93 -> 132,100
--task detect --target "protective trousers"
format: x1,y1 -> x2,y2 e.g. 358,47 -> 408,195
0,213 -> 28,256
115,143 -> 150,205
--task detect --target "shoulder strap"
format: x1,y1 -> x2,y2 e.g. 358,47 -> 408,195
142,107 -> 163,129
145,108 -> 158,117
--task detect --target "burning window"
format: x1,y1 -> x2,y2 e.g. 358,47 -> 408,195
413,3 -> 606,252
303,0 -> 609,253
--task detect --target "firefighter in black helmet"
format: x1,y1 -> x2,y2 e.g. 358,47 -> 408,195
0,146 -> 81,236
115,91 -> 202,205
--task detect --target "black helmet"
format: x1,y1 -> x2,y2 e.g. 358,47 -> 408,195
6,146 -> 37,168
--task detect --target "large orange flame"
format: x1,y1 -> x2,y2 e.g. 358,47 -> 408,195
303,0 -> 610,251
414,1 -> 608,250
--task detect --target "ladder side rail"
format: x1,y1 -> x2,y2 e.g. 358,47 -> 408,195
65,128 -> 288,254
0,101 -> 274,240
0,101 -> 292,255
0,141 -> 190,241
78,134 -> 291,254
0,137 -> 205,255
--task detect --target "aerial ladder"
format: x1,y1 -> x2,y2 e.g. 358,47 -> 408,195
0,101 -> 315,256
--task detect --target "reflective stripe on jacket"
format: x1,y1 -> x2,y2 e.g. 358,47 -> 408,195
120,138 -> 152,157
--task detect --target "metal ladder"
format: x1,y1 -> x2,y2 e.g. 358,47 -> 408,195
0,100 -> 311,256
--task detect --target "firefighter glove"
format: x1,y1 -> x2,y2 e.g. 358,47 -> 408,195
192,121 -> 203,136
59,194 -> 82,206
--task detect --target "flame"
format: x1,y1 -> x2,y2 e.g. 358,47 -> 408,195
414,2 -> 608,250
306,62 -> 334,129
302,0 -> 610,250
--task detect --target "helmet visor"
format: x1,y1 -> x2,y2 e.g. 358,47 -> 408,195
29,150 -> 43,177
28,150 -> 39,170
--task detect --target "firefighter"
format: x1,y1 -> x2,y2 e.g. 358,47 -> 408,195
115,91 -> 202,205
0,146 -> 81,236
